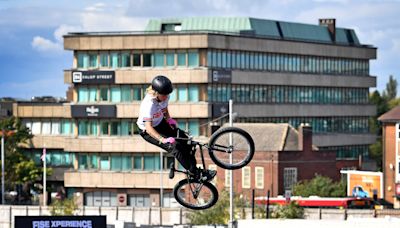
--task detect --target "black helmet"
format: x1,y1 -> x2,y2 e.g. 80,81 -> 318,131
151,75 -> 173,95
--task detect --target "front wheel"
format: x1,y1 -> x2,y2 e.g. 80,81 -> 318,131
208,127 -> 255,170
173,179 -> 218,210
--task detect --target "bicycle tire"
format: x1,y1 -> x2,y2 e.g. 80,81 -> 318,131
173,179 -> 219,210
208,127 -> 255,170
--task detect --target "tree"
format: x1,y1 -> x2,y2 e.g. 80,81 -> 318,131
271,201 -> 304,219
382,75 -> 398,101
292,174 -> 346,197
50,197 -> 78,216
187,190 -> 229,225
0,117 -> 47,201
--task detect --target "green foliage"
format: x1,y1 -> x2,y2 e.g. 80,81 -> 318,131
50,197 -> 78,216
187,190 -> 229,225
383,75 -> 398,101
292,174 -> 346,197
0,117 -> 50,194
271,201 -> 304,219
369,140 -> 382,171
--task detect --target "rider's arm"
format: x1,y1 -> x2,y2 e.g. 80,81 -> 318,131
144,121 -> 165,143
163,107 -> 171,120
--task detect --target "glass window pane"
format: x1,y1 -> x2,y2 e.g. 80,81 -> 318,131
166,53 -> 174,66
121,86 -> 132,102
169,89 -> 177,102
78,121 -> 88,135
178,86 -> 187,102
121,52 -> 130,67
100,88 -> 109,101
77,53 -> 89,68
62,120 -> 71,135
134,155 -> 142,170
89,88 -> 97,102
188,51 -> 199,67
89,154 -> 98,169
111,87 -> 121,102
100,53 -> 109,67
154,52 -> 164,67
188,120 -> 199,136
177,53 -> 186,66
101,121 -> 109,135
133,54 -> 141,66
78,87 -> 89,102
121,121 -> 131,136
111,155 -> 122,171
111,122 -> 120,135
133,86 -> 142,100
122,155 -> 132,171
110,53 -> 118,68
51,121 -> 60,135
188,85 -> 199,102
89,120 -> 98,136
143,53 -> 152,67
42,121 -> 51,135
144,155 -> 154,171
78,154 -> 88,170
100,156 -> 109,170
89,53 -> 98,68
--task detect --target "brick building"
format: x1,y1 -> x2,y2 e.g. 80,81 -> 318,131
378,106 -> 400,208
202,123 -> 343,199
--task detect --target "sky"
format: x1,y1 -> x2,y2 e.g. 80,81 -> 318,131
0,0 -> 399,99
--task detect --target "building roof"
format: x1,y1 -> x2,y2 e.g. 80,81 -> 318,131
221,123 -> 316,151
378,106 -> 400,123
145,17 -> 361,46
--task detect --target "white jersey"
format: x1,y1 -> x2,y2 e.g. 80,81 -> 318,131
137,94 -> 169,130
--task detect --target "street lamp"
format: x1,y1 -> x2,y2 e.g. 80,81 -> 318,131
1,129 -> 14,205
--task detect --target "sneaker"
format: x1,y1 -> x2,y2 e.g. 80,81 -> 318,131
200,170 -> 217,182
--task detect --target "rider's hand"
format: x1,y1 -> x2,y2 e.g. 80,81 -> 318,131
167,118 -> 177,128
162,137 -> 176,144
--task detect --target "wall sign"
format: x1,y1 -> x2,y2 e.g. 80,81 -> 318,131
71,105 -> 116,118
212,103 -> 229,117
212,70 -> 232,83
15,216 -> 106,228
72,71 -> 115,84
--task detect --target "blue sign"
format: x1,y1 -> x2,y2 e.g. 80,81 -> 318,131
15,216 -> 106,228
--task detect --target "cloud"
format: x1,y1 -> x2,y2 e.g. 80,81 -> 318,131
31,36 -> 62,52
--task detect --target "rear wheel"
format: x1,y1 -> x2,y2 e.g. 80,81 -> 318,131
208,127 -> 255,170
173,179 -> 218,210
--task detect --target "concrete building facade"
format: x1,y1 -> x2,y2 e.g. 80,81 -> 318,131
13,17 -> 376,206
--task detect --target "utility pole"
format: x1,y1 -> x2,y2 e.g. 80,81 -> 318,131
229,99 -> 234,228
1,129 -> 5,205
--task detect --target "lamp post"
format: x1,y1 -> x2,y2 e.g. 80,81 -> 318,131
1,129 -> 4,205
1,129 -> 14,205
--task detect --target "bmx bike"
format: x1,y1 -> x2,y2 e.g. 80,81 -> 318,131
169,127 -> 255,210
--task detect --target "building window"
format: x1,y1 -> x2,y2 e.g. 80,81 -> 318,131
255,167 -> 264,189
188,51 -> 199,67
143,53 -> 152,67
177,52 -> 186,66
128,194 -> 150,207
242,167 -> 251,189
154,52 -> 164,67
283,167 -> 297,190
85,191 -> 117,206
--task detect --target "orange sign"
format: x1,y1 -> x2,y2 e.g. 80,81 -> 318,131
341,170 -> 383,198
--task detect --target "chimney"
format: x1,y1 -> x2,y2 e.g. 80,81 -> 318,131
319,18 -> 336,42
298,123 -> 312,152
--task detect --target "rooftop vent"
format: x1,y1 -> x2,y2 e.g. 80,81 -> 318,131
161,23 -> 182,32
